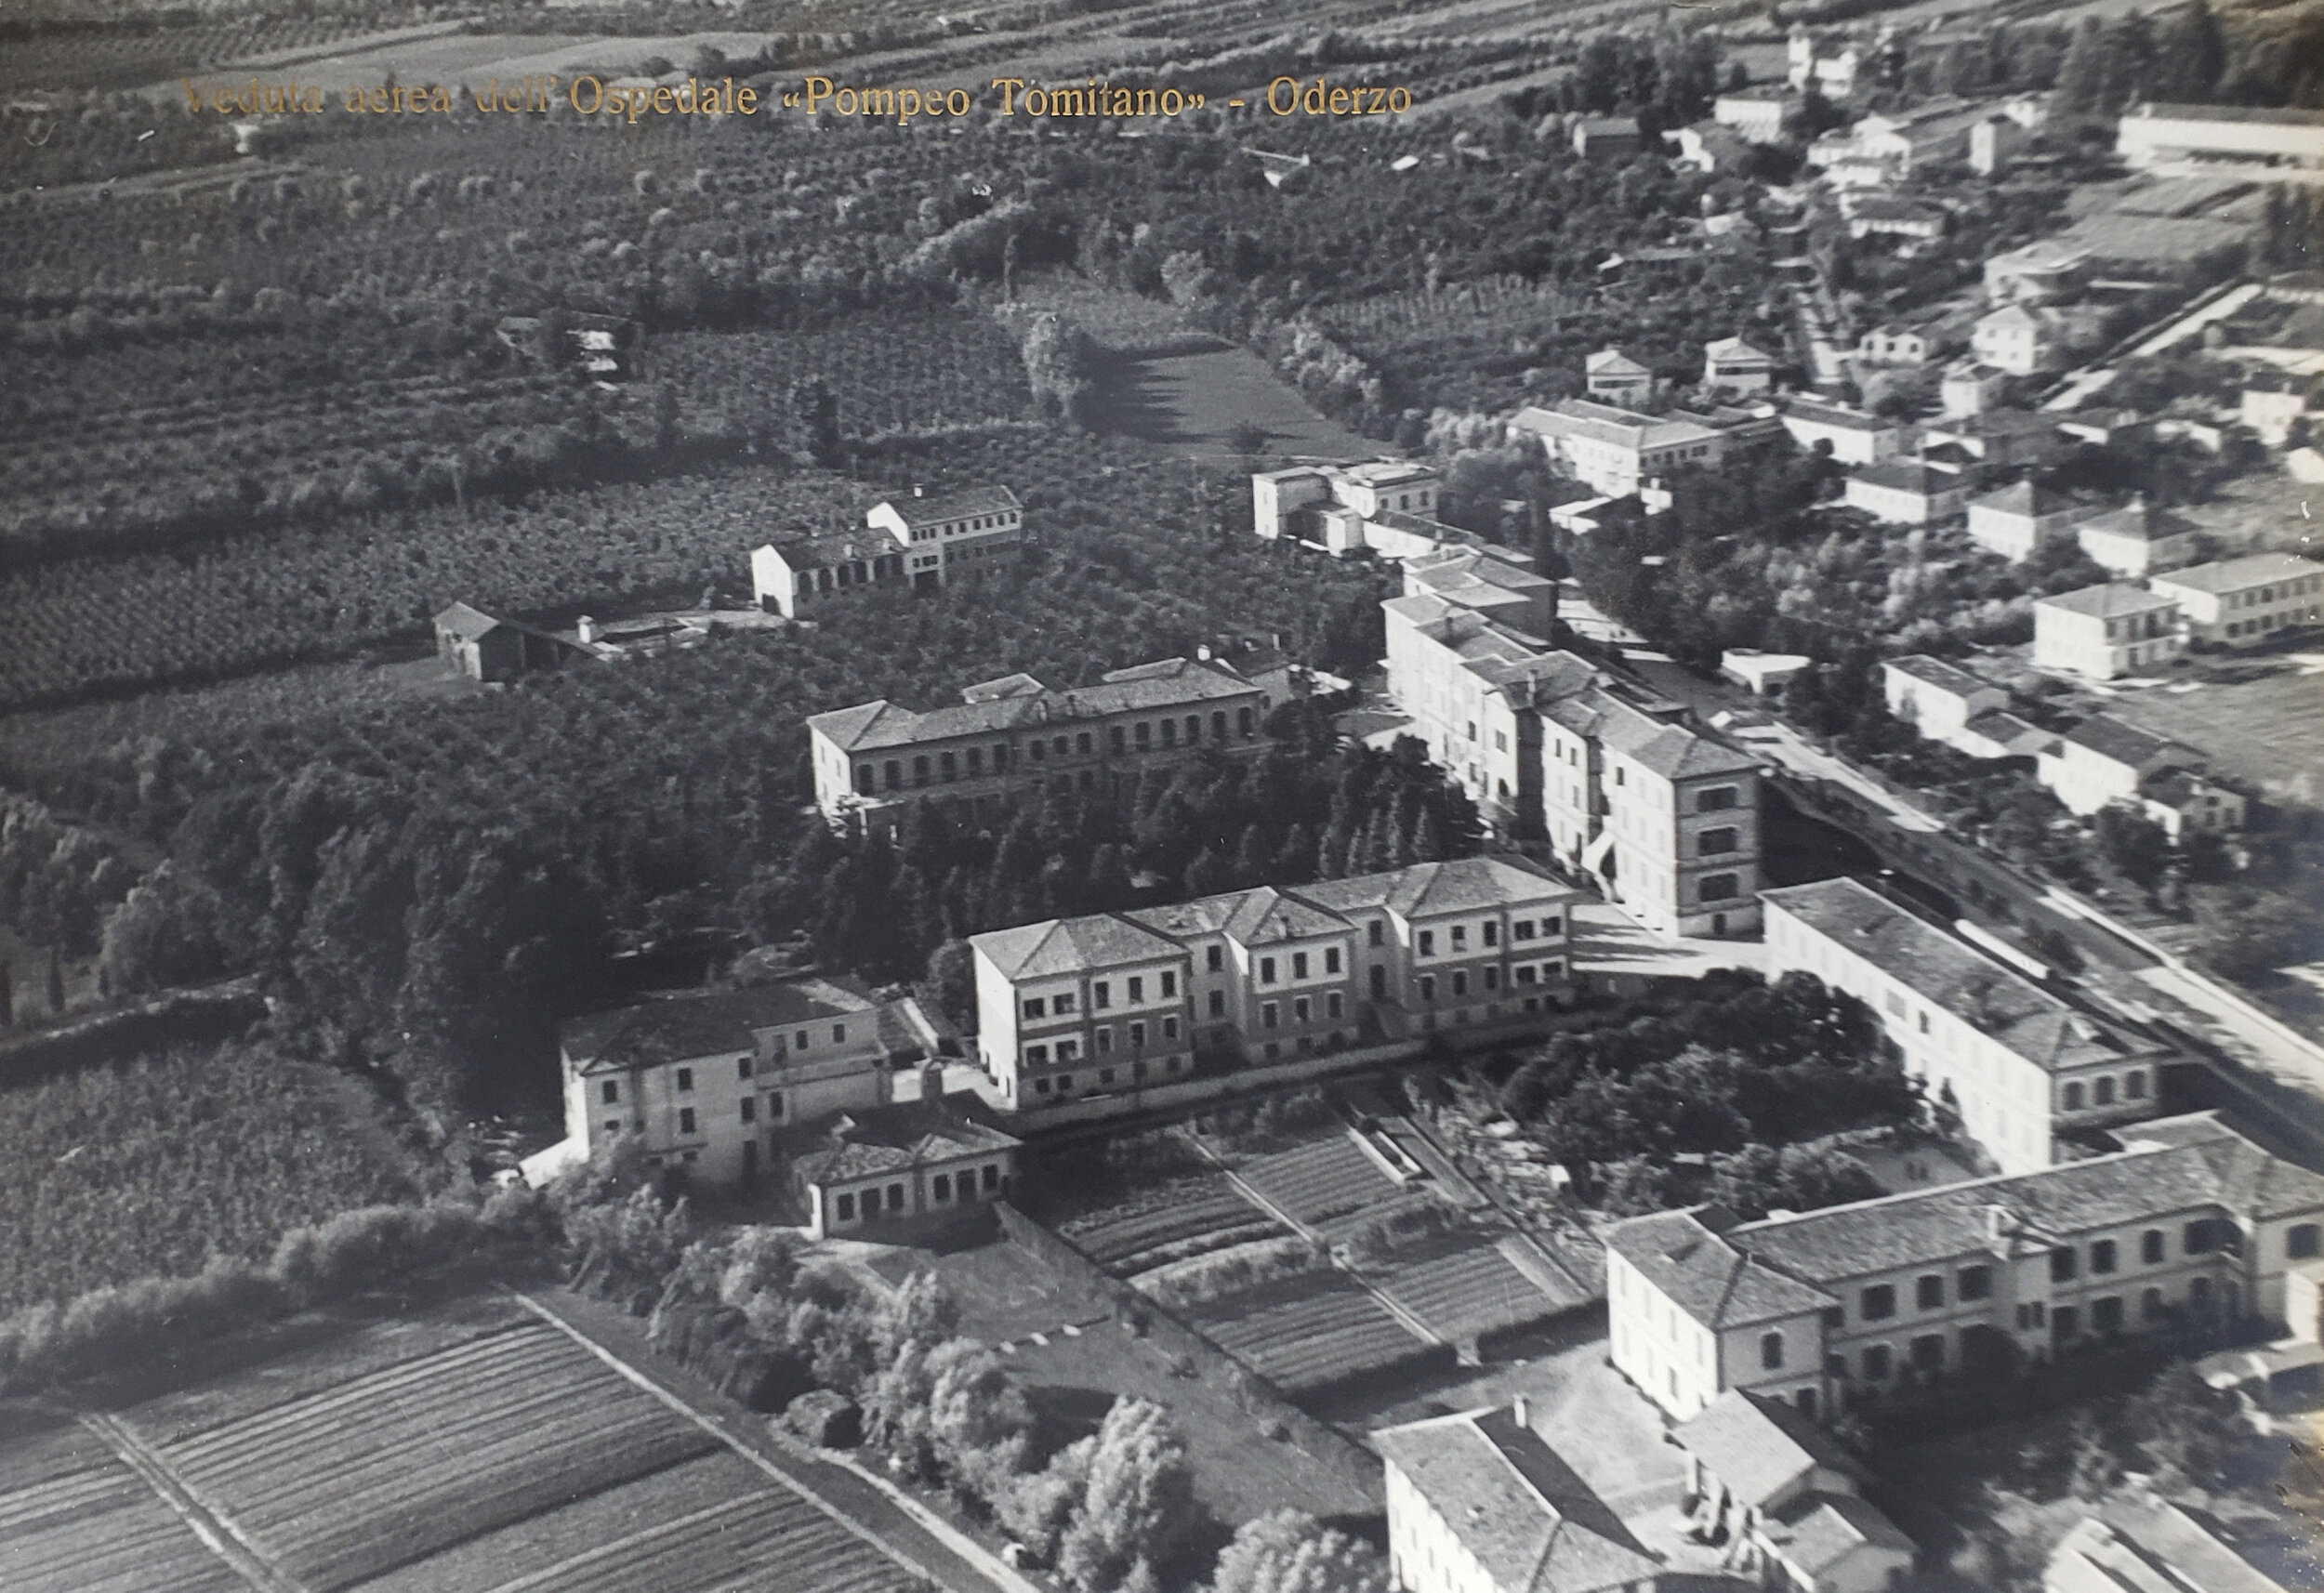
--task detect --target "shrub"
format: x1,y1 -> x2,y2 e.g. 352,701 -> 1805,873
1336,1198 -> 1461,1263
1140,1237 -> 1326,1310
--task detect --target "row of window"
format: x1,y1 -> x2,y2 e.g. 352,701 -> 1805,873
604,1093 -> 782,1140
1023,973 -> 1180,1020
2225,607 -> 2319,638
1023,1018 -> 1184,1066
829,1162 -> 1003,1221
799,555 -> 904,593
1029,1056 -> 1185,1096
1415,963 -> 1565,1003
1828,1284 -> 2221,1383
2060,1071 -> 2147,1111
905,513 -> 1016,543
853,709 -> 1259,794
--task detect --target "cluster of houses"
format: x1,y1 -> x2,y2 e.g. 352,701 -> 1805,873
2031,548 -> 2324,680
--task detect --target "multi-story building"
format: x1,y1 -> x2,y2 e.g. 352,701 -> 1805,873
1252,459 -> 1458,560
1582,688 -> 1764,939
1777,399 -> 1907,466
1376,1401 -> 1665,1593
2035,715 -> 2207,822
969,857 -> 1580,1111
808,656 -> 1271,836
2032,584 -> 2183,679
865,485 -> 1024,587
2115,101 -> 2324,173
1787,27 -> 1860,99
1702,337 -> 1776,397
544,976 -> 927,1187
2073,497 -> 2196,579
1882,655 -> 2008,746
1677,1392 -> 1914,1589
1922,409 -> 2065,471
1972,303 -> 2108,376
1403,546 -> 1559,638
1966,481 -> 2095,561
1608,1111 -> 2324,1423
1856,323 -> 1933,366
1383,591 -> 1601,838
1586,348 -> 1655,404
750,532 -> 911,619
1844,196 -> 1947,241
1939,360 -> 2012,417
2148,552 -> 2324,646
1844,458 -> 1969,525
1763,877 -> 2170,1175
1714,89 -> 1792,144
1511,401 -> 1728,498
1985,242 -> 2093,307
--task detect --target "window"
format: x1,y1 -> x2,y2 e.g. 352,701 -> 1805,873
601,1080 -> 620,1105
1292,999 -> 1309,1024
1262,1003 -> 1278,1030
932,1173 -> 951,1203
836,1192 -> 855,1222
1419,976 -> 1436,1002
1208,945 -> 1223,972
888,1184 -> 906,1212
1860,1284 -> 1895,1321
1368,921 -> 1384,947
1699,826 -> 1738,855
1160,972 -> 1176,997
1128,977 -> 1144,1003
1327,994 -> 1341,1020
1095,1028 -> 1113,1054
1761,1332 -> 1785,1370
1024,1045 -> 1048,1065
1261,957 -> 1277,984
1292,953 -> 1309,980
2185,1220 -> 2218,1256
913,756 -> 930,786
1513,919 -> 1535,941
2051,1248 -> 2079,1283
1862,1345 -> 1892,1380
2142,1287 -> 2166,1320
796,1031 -> 811,1050
1545,916 -> 1562,936
1023,997 -> 1047,1020
2125,1069 -> 2146,1099
1910,1334 -> 1945,1370
604,1120 -> 620,1137
737,1057 -> 753,1081
1483,922 -> 1499,948
1699,874 -> 1740,902
2063,1082 -> 2085,1112
1697,785 -> 1738,812
983,1165 -> 1000,1191
678,1108 -> 697,1136
1371,966 -> 1387,999
768,1090 -> 783,1119
740,1099 -> 756,1124
1419,930 -> 1435,956
1164,1016 -> 1180,1039
2053,1306 -> 2079,1341
1958,1265 -> 1991,1301
1049,997 -> 1069,1016
1484,967 -> 1499,991
1076,732 -> 1092,755
2292,1225 -> 2322,1261
2094,1076 -> 2116,1107
1451,926 -> 1467,950
2142,1230 -> 2164,1265
1916,1274 -> 1944,1310
1056,1041 -> 1077,1061
1129,1021 -> 1146,1047
1821,1306 -> 1845,1330
2091,1240 -> 2117,1275
1325,947 -> 1340,974
2093,1296 -> 2123,1335
1208,990 -> 1226,1017
1093,981 -> 1111,1010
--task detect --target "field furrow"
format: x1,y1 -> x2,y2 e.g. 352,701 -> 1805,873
0,1455 -> 244,1593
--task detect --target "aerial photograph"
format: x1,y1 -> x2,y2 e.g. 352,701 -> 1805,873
2,0 -> 2323,1587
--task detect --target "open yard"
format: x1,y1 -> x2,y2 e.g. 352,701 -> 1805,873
1083,347 -> 1379,464
0,1294 -> 930,1593
2086,653 -> 2324,803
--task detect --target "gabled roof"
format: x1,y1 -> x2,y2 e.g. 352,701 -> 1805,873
1586,348 -> 1651,377
1851,458 -> 1962,496
1604,1208 -> 1839,1330
1705,336 -> 1774,364
1221,888 -> 1353,946
807,655 -> 1262,753
1591,691 -> 1762,782
2151,551 -> 2322,596
2035,582 -> 2177,620
1969,480 -> 2075,519
790,1102 -> 1020,1187
1372,1407 -> 1662,1593
871,485 -> 1021,527
434,601 -> 504,640
2060,714 -> 2193,771
971,915 -> 1185,980
1577,116 -> 1642,138
1679,1390 -> 1871,1511
561,977 -> 883,1074
1763,1493 -> 1916,1574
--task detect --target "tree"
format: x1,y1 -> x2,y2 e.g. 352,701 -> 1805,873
927,938 -> 977,1028
2094,807 -> 2172,901
1056,1398 -> 1199,1592
1709,1142 -> 1883,1220
1211,1510 -> 1391,1593
2055,19 -> 2115,114
45,948 -> 65,1016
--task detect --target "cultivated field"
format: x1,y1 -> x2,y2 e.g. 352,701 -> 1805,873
0,1295 -> 930,1593
1188,1270 -> 1439,1396
1374,1233 -> 1568,1345
2083,655 -> 2324,803
1056,1169 -> 1287,1283
1232,1131 -> 1414,1240
1083,348 -> 1380,463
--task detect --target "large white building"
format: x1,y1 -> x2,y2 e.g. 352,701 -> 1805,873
751,533 -> 910,620
1844,458 -> 1969,525
867,485 -> 1025,586
1404,546 -> 1560,639
969,857 -> 1580,1111
1586,348 -> 1655,404
2074,498 -> 2197,579
1377,1402 -> 1664,1593
1778,399 -> 1907,466
1763,877 -> 2171,1176
808,655 -> 1271,836
2116,101 -> 2324,173
1965,481 -> 2094,561
2032,584 -> 2184,679
1607,1111 -> 2324,1423
2036,715 -> 2241,839
1252,460 -> 1463,560
2149,552 -> 2324,646
1511,400 -> 1728,498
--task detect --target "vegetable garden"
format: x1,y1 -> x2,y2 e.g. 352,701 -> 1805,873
0,1424 -> 243,1593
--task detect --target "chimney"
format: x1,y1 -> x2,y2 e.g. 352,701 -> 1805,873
576,615 -> 596,644
912,483 -> 925,497
1512,1394 -> 1530,1429
1198,644 -> 1213,661
1985,1204 -> 2013,1244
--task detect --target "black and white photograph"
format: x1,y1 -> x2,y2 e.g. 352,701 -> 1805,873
3,0 -> 2324,1586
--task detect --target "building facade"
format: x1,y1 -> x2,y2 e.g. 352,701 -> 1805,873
809,656 -> 1271,836
1703,337 -> 1776,397
750,533 -> 911,619
2075,499 -> 2196,579
2148,552 -> 2324,646
2035,715 -> 2202,820
1586,348 -> 1655,404
1763,878 -> 2169,1176
1252,460 -> 1453,560
2115,101 -> 2324,172
790,1104 -> 1021,1240
1512,401 -> 1728,498
864,485 -> 1024,586
1609,1112 -> 2324,1423
1583,689 -> 1765,939
969,857 -> 1580,1112
1778,400 -> 1907,465
1966,481 -> 2094,561
1844,459 -> 1969,524
2031,585 -> 2184,679
1882,655 -> 2008,748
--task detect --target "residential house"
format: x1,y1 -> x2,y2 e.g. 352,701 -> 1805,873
1940,361 -> 2013,417
1779,399 -> 1907,465
2115,101 -> 2324,173
1857,323 -> 1932,366
1714,90 -> 1792,144
2055,408 -> 2148,450
2137,768 -> 2247,842
1585,348 -> 1656,404
1845,197 -> 1947,242
2033,585 -> 2184,678
1966,481 -> 2095,561
1607,1111 -> 2324,1423
1574,116 -> 1644,162
432,601 -> 589,682
1985,242 -> 2093,306
1378,1401 -> 1665,1593
1764,876 -> 2170,1175
1405,546 -> 1561,638
1702,337 -> 1777,397
1972,303 -> 2108,376
865,485 -> 1024,587
1252,460 -> 1473,560
790,1103 -> 1021,1241
2045,1493 -> 2296,1593
808,656 -> 1271,836
1669,121 -> 1755,174
2036,715 -> 2239,839
1845,458 -> 1969,524
969,857 -> 1580,1108
1512,400 -> 1728,498
1921,409 -> 2064,471
542,975 -> 928,1188
750,533 -> 911,619
1723,650 -> 1812,698
2074,497 -> 2197,579
1679,1391 -> 1914,1592
2149,552 -> 2324,645
1970,114 -> 2027,177
1882,655 -> 2007,747
1787,27 -> 1861,99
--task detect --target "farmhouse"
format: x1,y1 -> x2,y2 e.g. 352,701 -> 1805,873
1856,323 -> 1932,366
2036,715 -> 2239,839
1985,241 -> 2092,306
433,602 -> 592,682
789,1103 -> 1021,1241
808,655 -> 1270,836
2148,552 -> 2324,646
1921,409 -> 2063,471
1377,1401 -> 1665,1593
1939,361 -> 2012,417
969,856 -> 1579,1111
1972,303 -> 2108,377
1763,877 -> 2170,1176
1607,1111 -> 2324,1423
865,484 -> 1024,588
1714,89 -> 1792,143
1845,197 -> 1946,242
750,533 -> 910,620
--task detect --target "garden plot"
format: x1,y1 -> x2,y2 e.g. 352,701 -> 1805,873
1375,1233 -> 1566,1346
1189,1270 -> 1438,1398
1059,1170 -> 1288,1282
0,1423 -> 241,1593
1234,1131 -> 1424,1241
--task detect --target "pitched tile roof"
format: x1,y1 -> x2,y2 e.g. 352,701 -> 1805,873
807,656 -> 1263,753
971,915 -> 1187,980
434,601 -> 504,640
1586,348 -> 1651,376
1372,1407 -> 1662,1593
1591,691 -> 1762,782
1678,1391 -> 1870,1510
2061,714 -> 2193,770
1762,877 -> 2161,1077
2053,1494 -> 2299,1593
1781,398 -> 1894,433
1851,458 -> 1963,495
1604,1208 -> 1839,1331
2035,582 -> 2178,620
1969,481 -> 2076,519
1763,1493 -> 1916,1574
2151,552 -> 2323,597
872,485 -> 1022,527
790,1102 -> 1020,1186
561,977 -> 882,1074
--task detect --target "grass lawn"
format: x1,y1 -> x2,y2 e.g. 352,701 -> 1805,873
1084,347 -> 1380,464
2081,652 -> 2324,802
